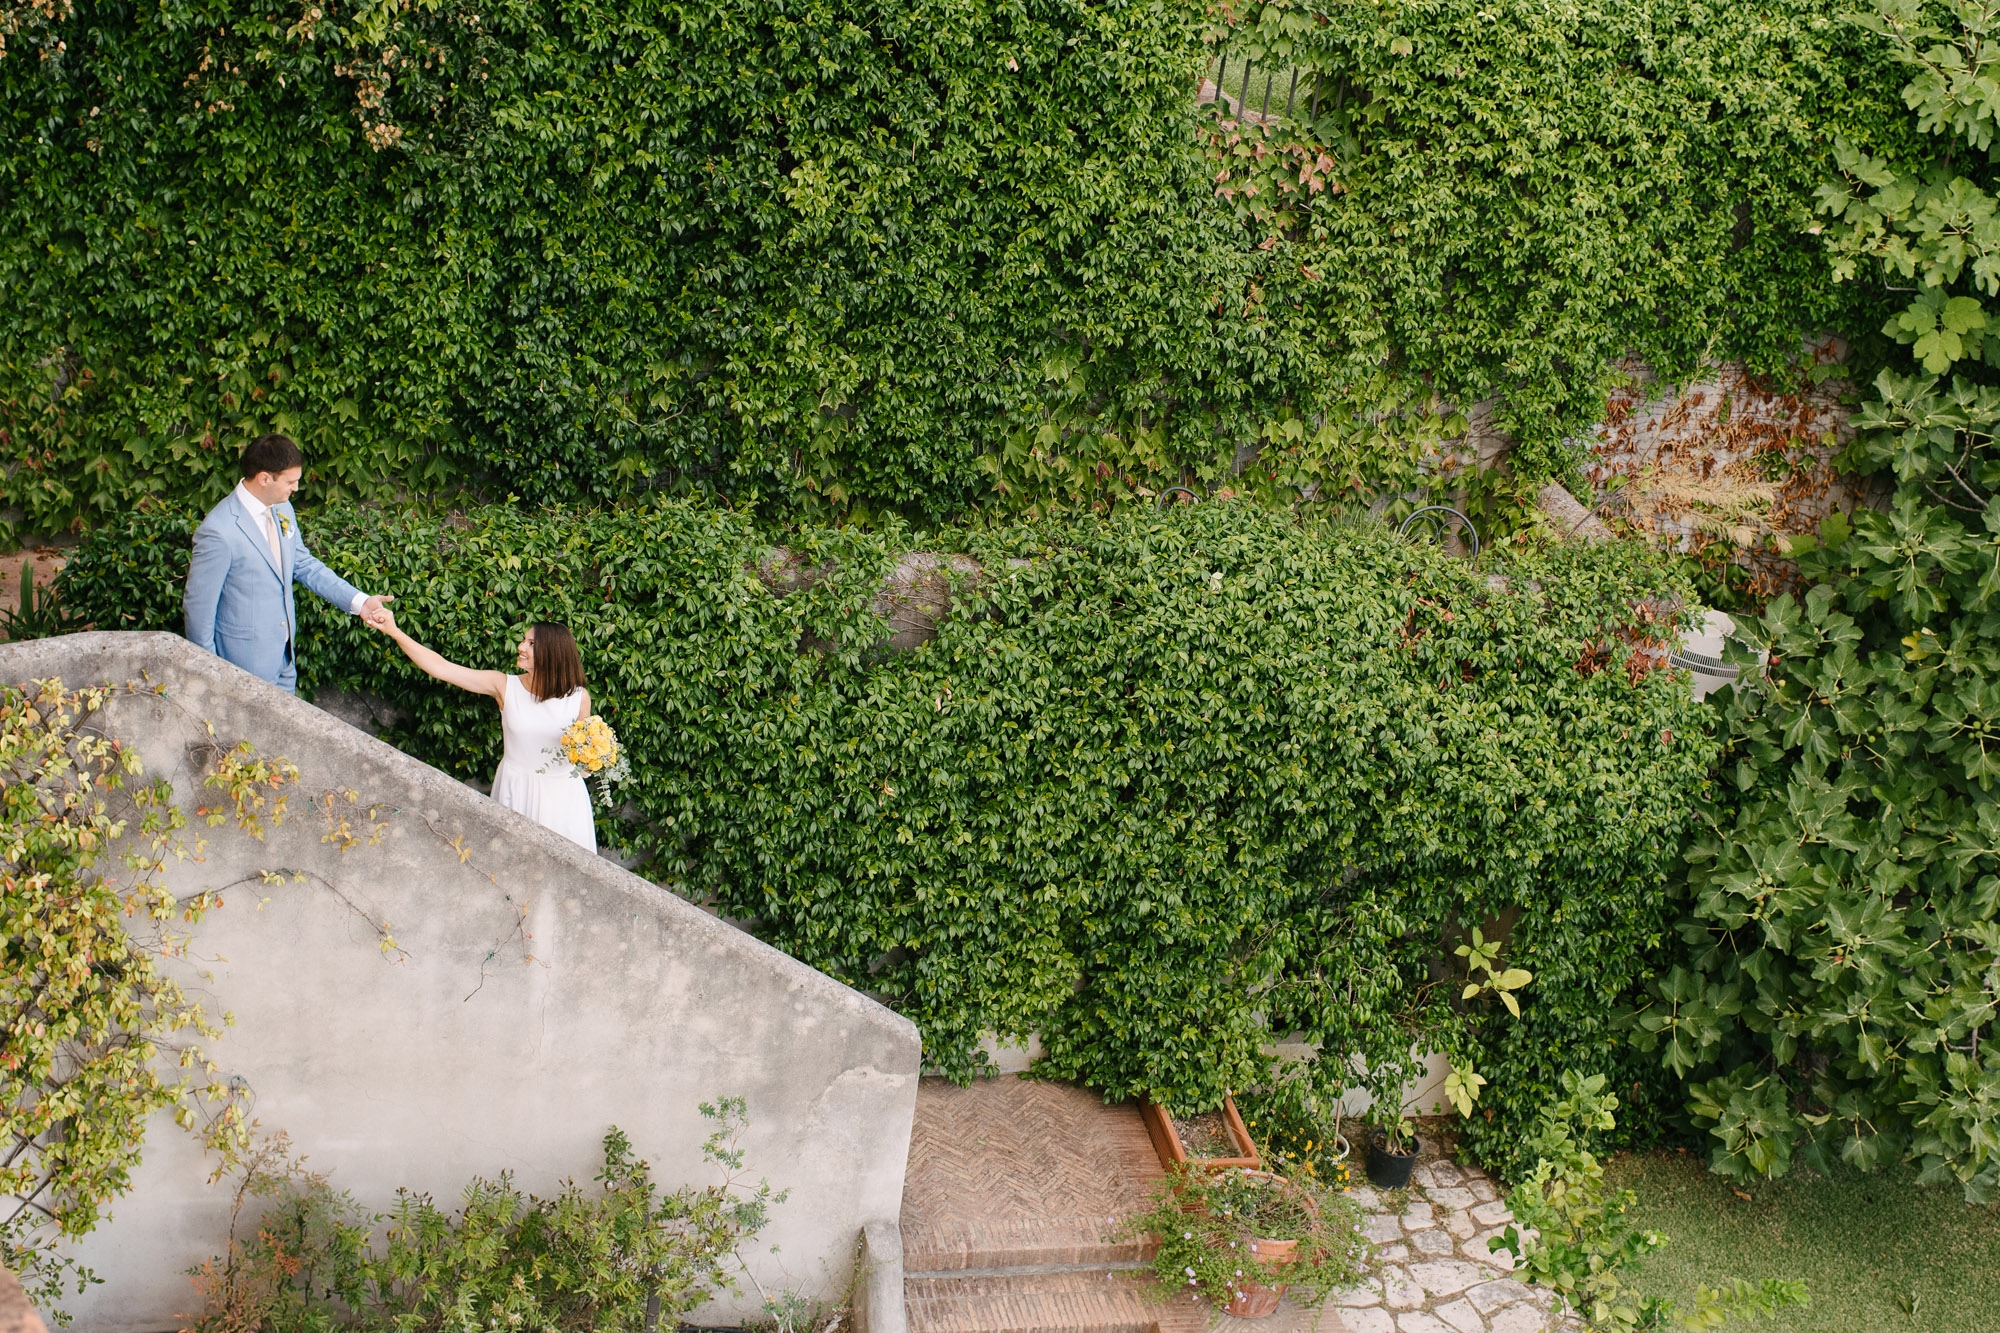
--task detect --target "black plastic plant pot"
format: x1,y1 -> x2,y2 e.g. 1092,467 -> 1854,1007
1366,1136 -> 1421,1189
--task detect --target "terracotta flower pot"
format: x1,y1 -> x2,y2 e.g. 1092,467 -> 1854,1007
1225,1235 -> 1299,1318
1212,1170 -> 1313,1320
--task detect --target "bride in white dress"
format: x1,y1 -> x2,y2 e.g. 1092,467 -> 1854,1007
369,611 -> 598,851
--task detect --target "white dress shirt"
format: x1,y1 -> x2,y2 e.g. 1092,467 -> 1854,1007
234,482 -> 371,615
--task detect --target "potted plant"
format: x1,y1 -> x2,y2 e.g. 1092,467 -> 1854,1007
1365,1102 -> 1421,1189
1236,1069 -> 1353,1190
1127,1165 -> 1368,1320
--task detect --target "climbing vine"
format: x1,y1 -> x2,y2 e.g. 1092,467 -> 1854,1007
1,680 -> 299,1314
52,499 -> 1714,1166
0,0 -> 1911,536
1205,0 -> 1914,478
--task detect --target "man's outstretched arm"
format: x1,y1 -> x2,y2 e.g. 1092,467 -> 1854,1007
291,533 -> 390,622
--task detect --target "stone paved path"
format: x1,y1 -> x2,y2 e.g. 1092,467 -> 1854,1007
1325,1152 -> 1570,1333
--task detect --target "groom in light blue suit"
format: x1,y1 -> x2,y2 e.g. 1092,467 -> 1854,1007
184,434 -> 393,693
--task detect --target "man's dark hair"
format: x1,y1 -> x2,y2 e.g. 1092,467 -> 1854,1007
239,434 -> 305,481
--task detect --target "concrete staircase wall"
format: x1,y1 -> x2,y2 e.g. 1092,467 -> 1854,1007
2,633 -> 920,1331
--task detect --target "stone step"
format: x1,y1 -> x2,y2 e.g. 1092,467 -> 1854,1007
902,1218 -> 1150,1274
895,1077 -> 1345,1333
904,1267 -> 1323,1333
904,1269 -> 1165,1333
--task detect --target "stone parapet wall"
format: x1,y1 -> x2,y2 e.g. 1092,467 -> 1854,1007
3,632 -> 920,1332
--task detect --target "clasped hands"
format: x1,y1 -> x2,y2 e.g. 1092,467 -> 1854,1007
360,594 -> 397,632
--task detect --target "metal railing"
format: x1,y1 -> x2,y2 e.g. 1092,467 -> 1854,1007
1397,506 -> 1481,559
1200,49 -> 1328,128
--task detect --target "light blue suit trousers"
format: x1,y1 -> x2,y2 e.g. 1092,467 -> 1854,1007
183,492 -> 364,693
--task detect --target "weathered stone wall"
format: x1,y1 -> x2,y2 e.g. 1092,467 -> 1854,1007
1579,354 -> 1884,594
2,632 -> 920,1333
1433,352 -> 1883,584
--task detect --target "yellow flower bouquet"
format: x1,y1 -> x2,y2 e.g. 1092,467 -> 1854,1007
552,715 -> 630,803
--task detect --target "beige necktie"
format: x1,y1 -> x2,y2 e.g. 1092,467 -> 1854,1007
259,508 -> 282,571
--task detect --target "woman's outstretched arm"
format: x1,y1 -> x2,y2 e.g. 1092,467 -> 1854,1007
370,607 -> 509,704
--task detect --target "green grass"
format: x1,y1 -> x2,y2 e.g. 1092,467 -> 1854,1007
1606,1149 -> 2000,1333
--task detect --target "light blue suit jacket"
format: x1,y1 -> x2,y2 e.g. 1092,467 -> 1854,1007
183,490 -> 365,692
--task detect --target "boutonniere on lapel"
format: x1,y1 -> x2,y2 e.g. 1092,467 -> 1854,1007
278,513 -> 294,539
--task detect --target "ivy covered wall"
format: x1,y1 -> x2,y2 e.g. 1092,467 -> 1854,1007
1,0 -> 1907,536
53,500 -> 1715,1164
1227,0 -> 1916,477
0,0 -> 1292,532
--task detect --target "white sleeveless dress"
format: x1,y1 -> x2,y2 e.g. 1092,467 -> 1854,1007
492,675 -> 596,851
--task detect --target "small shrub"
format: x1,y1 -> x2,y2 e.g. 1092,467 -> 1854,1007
1236,1072 -> 1354,1190
0,562 -> 75,642
186,1103 -> 782,1332
1126,1164 -> 1368,1313
1494,1073 -> 1807,1331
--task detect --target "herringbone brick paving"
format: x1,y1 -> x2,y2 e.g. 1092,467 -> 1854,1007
900,1077 -> 1339,1333
902,1076 -> 1162,1273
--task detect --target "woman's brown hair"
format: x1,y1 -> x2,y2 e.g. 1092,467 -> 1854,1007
526,622 -> 586,701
